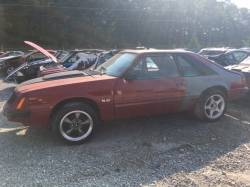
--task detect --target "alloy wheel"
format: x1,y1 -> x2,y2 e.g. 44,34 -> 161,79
59,110 -> 94,142
204,94 -> 225,120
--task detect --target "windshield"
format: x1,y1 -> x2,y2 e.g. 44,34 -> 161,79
95,53 -> 137,77
240,56 -> 250,65
59,51 -> 74,63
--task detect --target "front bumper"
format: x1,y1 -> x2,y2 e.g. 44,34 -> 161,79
3,104 -> 31,125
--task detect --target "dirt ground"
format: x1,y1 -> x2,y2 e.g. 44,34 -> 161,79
1,79 -> 250,187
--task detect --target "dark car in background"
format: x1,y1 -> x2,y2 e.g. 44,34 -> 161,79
0,49 -> 56,75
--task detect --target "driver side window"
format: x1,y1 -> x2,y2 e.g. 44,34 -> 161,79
130,54 -> 179,79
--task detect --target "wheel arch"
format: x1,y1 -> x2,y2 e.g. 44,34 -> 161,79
201,85 -> 228,98
49,97 -> 100,125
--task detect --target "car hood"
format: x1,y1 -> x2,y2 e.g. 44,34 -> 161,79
24,41 -> 58,63
16,70 -> 117,93
225,64 -> 250,73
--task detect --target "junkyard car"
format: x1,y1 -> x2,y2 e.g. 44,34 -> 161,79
3,49 -> 248,144
208,49 -> 250,66
4,41 -> 60,82
198,47 -> 232,57
38,50 -> 117,77
6,48 -> 116,83
0,49 -> 56,76
226,56 -> 250,92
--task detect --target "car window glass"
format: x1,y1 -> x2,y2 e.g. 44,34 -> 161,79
233,52 -> 248,63
29,53 -> 46,61
145,57 -> 159,72
175,55 -> 201,77
134,54 -> 179,79
224,54 -> 236,65
96,53 -> 137,77
68,54 -> 78,63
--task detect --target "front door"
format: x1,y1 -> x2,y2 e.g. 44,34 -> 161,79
114,54 -> 186,119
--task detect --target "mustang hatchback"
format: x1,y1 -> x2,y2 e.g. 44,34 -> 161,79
3,49 -> 248,143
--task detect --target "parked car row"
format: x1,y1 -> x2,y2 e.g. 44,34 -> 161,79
1,41 -> 117,83
2,43 -> 249,144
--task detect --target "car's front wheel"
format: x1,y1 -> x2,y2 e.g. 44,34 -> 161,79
195,90 -> 227,122
52,102 -> 98,144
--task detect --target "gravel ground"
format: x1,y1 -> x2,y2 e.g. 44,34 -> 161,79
1,79 -> 250,186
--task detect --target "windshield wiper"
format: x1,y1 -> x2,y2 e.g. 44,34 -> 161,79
88,66 -> 106,75
82,70 -> 94,77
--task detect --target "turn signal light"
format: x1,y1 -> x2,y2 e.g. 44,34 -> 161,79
16,97 -> 26,110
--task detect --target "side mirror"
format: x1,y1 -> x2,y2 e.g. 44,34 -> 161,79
124,71 -> 137,80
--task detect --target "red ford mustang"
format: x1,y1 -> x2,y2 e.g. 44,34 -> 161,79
3,49 -> 248,143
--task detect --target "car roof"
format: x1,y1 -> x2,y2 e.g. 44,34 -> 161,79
72,49 -> 106,53
200,47 -> 233,52
226,49 -> 250,53
121,49 -> 190,54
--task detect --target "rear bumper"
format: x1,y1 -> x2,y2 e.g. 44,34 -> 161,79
228,87 -> 249,100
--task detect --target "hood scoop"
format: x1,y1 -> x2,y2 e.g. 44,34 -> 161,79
42,70 -> 85,81
19,70 -> 87,87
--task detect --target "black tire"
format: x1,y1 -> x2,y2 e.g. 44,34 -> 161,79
51,102 -> 98,144
194,90 -> 227,122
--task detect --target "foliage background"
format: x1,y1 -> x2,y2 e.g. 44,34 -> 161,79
0,0 -> 250,50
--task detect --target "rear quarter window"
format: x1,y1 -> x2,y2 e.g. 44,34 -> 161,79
175,54 -> 216,77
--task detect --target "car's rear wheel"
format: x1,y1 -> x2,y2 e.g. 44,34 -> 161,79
52,102 -> 98,144
195,90 -> 227,122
